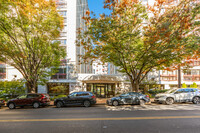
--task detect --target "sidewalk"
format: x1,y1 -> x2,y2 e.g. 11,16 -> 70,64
96,98 -> 155,105
96,98 -> 108,105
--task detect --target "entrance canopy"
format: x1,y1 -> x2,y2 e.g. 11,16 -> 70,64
81,74 -> 124,83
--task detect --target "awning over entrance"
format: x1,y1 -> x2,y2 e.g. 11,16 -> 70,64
81,74 -> 124,83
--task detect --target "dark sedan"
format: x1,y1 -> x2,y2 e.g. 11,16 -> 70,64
54,91 -> 96,108
107,92 -> 150,106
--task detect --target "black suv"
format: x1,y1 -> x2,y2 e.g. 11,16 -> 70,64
107,92 -> 150,106
54,91 -> 96,108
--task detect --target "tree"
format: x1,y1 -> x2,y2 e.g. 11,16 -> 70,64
77,0 -> 200,92
0,0 -> 66,93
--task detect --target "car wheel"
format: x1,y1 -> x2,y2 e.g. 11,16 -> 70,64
165,97 -> 174,105
83,100 -> 91,107
56,101 -> 63,108
8,103 -> 15,109
193,97 -> 200,104
33,102 -> 40,108
139,100 -> 145,106
112,100 -> 119,106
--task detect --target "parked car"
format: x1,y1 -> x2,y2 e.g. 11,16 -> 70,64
7,93 -> 50,109
154,88 -> 200,105
54,91 -> 96,108
106,92 -> 150,106
0,99 -> 5,108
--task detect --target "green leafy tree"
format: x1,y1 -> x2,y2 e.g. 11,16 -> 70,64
182,83 -> 187,88
77,0 -> 200,92
0,0 -> 66,93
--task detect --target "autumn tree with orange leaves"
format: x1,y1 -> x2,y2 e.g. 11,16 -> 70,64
0,0 -> 66,93
77,0 -> 200,92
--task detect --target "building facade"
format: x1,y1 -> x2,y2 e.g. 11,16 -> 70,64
1,0 -> 199,97
46,0 -> 93,95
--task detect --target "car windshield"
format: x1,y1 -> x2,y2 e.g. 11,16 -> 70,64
119,93 -> 129,97
165,89 -> 178,94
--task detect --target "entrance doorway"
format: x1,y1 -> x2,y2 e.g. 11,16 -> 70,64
86,83 -> 115,98
96,86 -> 105,98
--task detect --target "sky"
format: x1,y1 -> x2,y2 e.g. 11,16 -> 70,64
88,0 -> 111,17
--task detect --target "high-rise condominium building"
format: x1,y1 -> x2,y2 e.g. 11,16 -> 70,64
0,0 -> 93,94
45,0 -> 93,94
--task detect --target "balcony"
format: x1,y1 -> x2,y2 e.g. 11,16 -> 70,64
184,59 -> 200,66
51,73 -> 67,80
56,1 -> 67,5
56,4 -> 67,10
183,75 -> 200,81
160,75 -> 177,81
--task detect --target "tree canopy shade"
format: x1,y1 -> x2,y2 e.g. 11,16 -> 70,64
0,0 -> 66,93
77,0 -> 200,92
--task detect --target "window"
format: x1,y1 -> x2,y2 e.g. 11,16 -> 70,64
175,89 -> 184,94
60,40 -> 67,45
69,92 -> 78,97
64,18 -> 67,23
0,68 -> 6,73
58,11 -> 67,16
0,75 -> 6,79
27,94 -> 38,98
80,93 -> 89,96
18,95 -> 27,99
183,89 -> 192,93
51,68 -> 67,80
120,93 -> 129,97
129,92 -> 137,96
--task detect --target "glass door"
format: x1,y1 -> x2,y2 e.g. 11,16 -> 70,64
96,86 -> 105,98
96,86 -> 101,97
100,87 -> 105,98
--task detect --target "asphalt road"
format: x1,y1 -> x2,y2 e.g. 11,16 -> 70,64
1,104 -> 200,133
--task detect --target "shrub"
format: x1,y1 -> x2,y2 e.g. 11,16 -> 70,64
144,93 -> 153,98
190,82 -> 197,88
148,89 -> 168,96
0,80 -> 26,100
50,95 -> 67,101
182,83 -> 187,88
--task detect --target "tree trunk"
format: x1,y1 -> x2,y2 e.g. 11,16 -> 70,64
26,80 -> 38,93
131,80 -> 139,92
178,65 -> 181,88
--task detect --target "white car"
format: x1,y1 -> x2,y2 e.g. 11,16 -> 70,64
154,88 -> 200,105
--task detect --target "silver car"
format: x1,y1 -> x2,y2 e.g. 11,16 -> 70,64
154,88 -> 200,105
